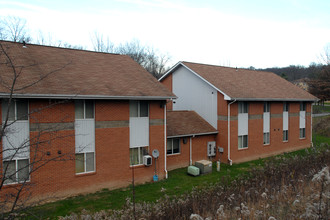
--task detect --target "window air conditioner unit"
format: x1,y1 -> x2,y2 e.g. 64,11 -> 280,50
143,155 -> 152,166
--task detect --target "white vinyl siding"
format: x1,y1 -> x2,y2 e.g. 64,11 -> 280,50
2,99 -> 30,184
172,66 -> 217,129
283,102 -> 289,142
129,101 -> 149,148
263,102 -> 270,145
238,102 -> 248,149
75,100 -> 95,174
299,102 -> 306,139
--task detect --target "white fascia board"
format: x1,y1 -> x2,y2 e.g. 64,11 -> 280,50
179,63 -> 232,100
0,93 -> 175,100
233,97 -> 318,102
158,61 -> 182,81
167,131 -> 218,139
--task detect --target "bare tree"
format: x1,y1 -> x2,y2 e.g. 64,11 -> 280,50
115,39 -> 171,78
0,41 -> 74,218
0,16 -> 31,42
91,31 -> 114,53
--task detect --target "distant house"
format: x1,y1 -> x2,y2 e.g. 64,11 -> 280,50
159,61 -> 318,164
0,41 -> 175,203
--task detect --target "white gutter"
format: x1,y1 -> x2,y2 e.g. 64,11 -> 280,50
167,131 -> 218,139
227,99 -> 236,165
164,104 -> 168,179
0,93 -> 176,100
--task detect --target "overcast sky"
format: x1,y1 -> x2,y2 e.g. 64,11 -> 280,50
1,0 -> 329,68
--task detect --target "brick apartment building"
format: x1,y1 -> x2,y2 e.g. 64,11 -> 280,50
0,41 -> 174,204
0,41 -> 317,206
160,61 -> 317,164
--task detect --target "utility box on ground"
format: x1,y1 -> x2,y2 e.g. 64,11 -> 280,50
195,160 -> 212,174
187,166 -> 200,176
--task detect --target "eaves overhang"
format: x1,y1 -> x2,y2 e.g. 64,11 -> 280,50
167,131 -> 218,139
0,93 -> 176,100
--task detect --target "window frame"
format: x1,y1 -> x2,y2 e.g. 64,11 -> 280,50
3,158 -> 30,185
75,100 -> 95,120
238,135 -> 248,149
300,102 -> 306,111
238,102 -> 248,114
167,138 -> 180,155
283,130 -> 288,142
129,101 -> 149,118
263,102 -> 270,113
129,146 -> 148,166
75,152 -> 95,174
2,99 -> 29,122
299,128 -> 306,139
263,132 -> 270,145
283,102 -> 289,112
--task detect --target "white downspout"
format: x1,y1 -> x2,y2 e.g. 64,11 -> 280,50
189,136 -> 193,165
311,102 -> 313,147
164,104 -> 168,179
228,99 -> 236,165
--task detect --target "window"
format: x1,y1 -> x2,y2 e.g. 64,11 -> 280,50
263,102 -> 270,113
167,138 -> 180,155
129,101 -> 148,117
130,146 -> 148,165
283,130 -> 288,141
2,99 -> 28,121
75,152 -> 95,174
3,159 -> 29,184
300,102 -> 306,111
75,100 -> 94,119
283,102 -> 289,112
238,102 -> 248,113
299,128 -> 305,139
263,132 -> 270,145
238,135 -> 248,149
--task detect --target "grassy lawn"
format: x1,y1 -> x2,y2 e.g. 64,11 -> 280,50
29,159 -> 265,219
313,104 -> 330,113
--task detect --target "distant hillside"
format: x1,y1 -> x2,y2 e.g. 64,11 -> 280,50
258,63 -> 324,81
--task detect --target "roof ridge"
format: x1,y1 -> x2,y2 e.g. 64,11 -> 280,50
0,40 -> 122,56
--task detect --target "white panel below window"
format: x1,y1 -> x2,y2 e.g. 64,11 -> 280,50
129,117 -> 149,147
75,119 -> 95,153
238,113 -> 248,136
263,112 -> 270,133
2,121 -> 30,160
283,112 -> 288,130
299,111 -> 306,129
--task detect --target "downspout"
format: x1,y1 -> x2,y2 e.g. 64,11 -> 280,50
189,136 -> 194,166
311,102 -> 313,147
227,99 -> 236,166
164,104 -> 168,179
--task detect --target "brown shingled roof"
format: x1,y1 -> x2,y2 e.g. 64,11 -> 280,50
0,41 -> 175,99
164,61 -> 317,101
167,110 -> 218,137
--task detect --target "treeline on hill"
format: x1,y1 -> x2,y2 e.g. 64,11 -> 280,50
258,63 -> 325,81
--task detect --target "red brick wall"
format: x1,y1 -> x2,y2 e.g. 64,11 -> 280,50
1,99 -> 166,203
227,101 -> 312,163
167,134 -> 217,171
160,75 -> 173,110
